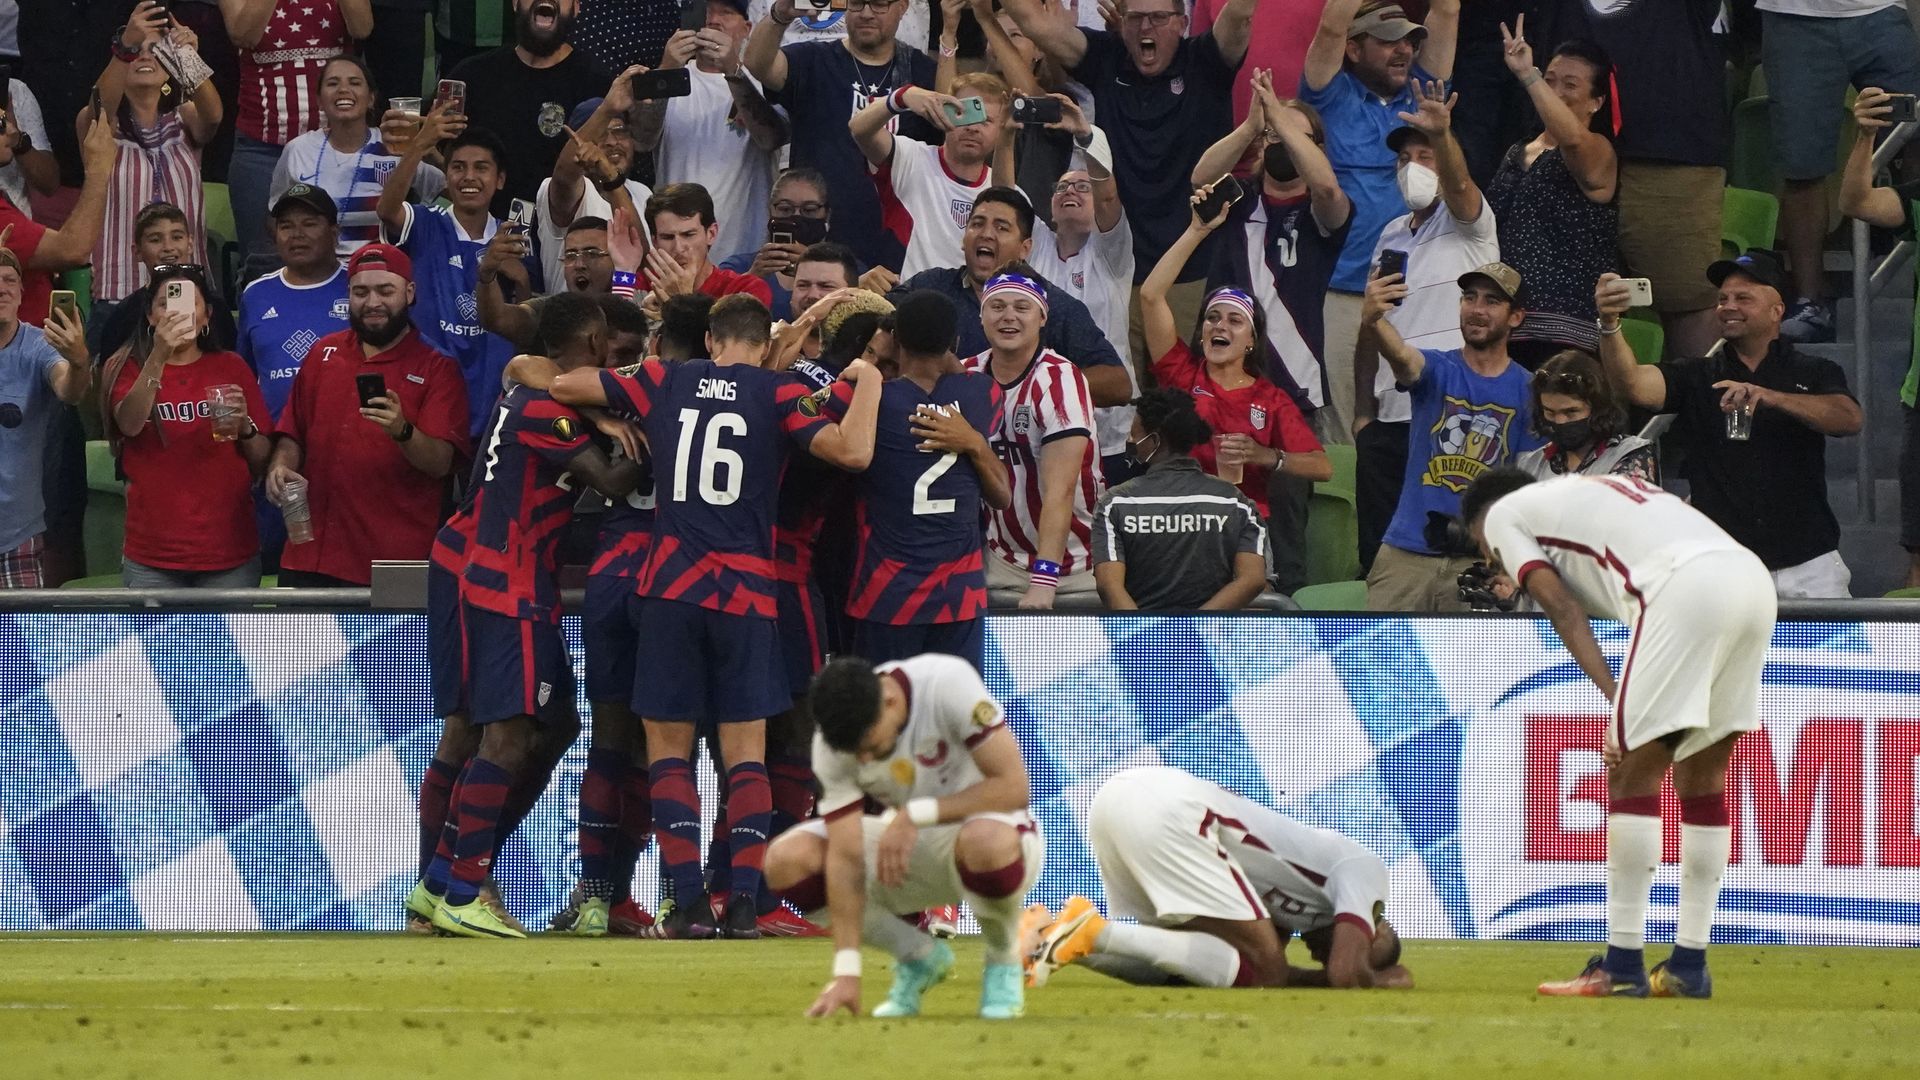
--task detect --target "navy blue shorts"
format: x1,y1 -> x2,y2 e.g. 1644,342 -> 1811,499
852,618 -> 985,673
630,596 -> 790,724
583,573 -> 639,704
776,576 -> 828,699
428,562 -> 467,718
464,605 -> 576,726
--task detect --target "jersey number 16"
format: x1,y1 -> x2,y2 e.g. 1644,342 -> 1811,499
673,408 -> 746,506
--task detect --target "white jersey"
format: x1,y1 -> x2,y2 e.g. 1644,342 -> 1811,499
1029,214 -> 1137,458
1368,201 -> 1499,422
813,654 -> 1009,819
875,137 -> 992,281
534,175 -> 655,299
962,346 -> 1103,574
656,65 -> 778,260
1482,475 -> 1755,624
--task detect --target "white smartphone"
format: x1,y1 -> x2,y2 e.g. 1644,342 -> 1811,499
1623,277 -> 1654,308
508,198 -> 536,232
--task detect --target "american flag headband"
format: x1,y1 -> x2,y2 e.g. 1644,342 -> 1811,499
982,274 -> 1049,311
1206,287 -> 1258,323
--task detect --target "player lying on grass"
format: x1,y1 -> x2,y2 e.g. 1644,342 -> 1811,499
1026,766 -> 1410,989
1462,468 -> 1776,998
764,654 -> 1045,1020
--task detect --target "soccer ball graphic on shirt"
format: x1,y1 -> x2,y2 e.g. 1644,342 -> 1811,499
1423,397 -> 1518,492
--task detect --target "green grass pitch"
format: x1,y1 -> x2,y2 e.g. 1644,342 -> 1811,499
3,935 -> 1915,1078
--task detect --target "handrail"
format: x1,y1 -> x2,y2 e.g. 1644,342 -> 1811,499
1850,119 -> 1920,523
0,587 -> 371,610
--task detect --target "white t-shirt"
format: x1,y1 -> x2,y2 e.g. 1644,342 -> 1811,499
813,654 -> 1007,818
876,136 -> 991,281
0,79 -> 48,209
655,65 -> 777,261
1367,198 -> 1500,423
1482,475 -> 1751,624
534,175 -> 654,298
1030,214 -> 1137,457
271,128 -> 447,256
1755,1 -> 1901,16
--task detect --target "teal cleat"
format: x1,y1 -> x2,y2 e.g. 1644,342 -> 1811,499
870,940 -> 956,1018
979,961 -> 1025,1020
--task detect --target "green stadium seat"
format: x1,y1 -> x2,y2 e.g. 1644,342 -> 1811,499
1885,587 -> 1920,599
1291,580 -> 1368,611
1729,96 -> 1777,194
1302,444 -> 1360,586
1620,316 -> 1664,366
60,573 -> 123,589
83,441 -> 125,578
58,267 -> 94,322
1723,187 -> 1781,258
202,181 -> 243,302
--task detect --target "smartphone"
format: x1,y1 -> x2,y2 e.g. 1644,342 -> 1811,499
508,197 -> 536,232
356,373 -> 388,409
1887,93 -> 1919,124
631,68 -> 693,101
1012,96 -> 1063,125
51,290 -> 80,324
794,0 -> 833,10
1194,175 -> 1246,222
945,95 -> 989,127
1376,248 -> 1408,281
679,0 -> 709,32
770,227 -> 795,246
163,278 -> 196,319
434,78 -> 467,115
1623,276 -> 1655,308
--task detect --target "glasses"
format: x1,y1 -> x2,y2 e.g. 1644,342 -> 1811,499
1535,372 -> 1592,394
1122,11 -> 1182,28
771,200 -> 828,217
1052,179 -> 1093,195
844,0 -> 902,10
562,248 -> 611,263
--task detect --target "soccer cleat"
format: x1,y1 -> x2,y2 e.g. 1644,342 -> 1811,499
1027,895 -> 1105,988
921,905 -> 960,939
547,885 -> 585,932
572,897 -> 610,937
1017,903 -> 1053,986
1538,955 -> 1649,997
480,878 -> 528,936
870,940 -> 956,1018
722,893 -> 762,940
979,962 -> 1025,1020
1649,960 -> 1713,999
405,881 -> 438,935
756,905 -> 824,937
609,898 -> 656,936
431,896 -> 529,939
644,901 -> 718,940
708,890 -> 729,926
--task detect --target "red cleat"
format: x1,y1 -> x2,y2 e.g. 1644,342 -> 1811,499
756,905 -> 826,937
609,898 -> 655,936
920,904 -> 960,939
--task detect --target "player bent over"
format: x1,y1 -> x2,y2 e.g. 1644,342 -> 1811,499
1463,468 -> 1777,998
1027,766 -> 1410,990
765,655 -> 1044,1020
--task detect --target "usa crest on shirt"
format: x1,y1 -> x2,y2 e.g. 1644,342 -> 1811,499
950,198 -> 973,228
1250,404 -> 1268,431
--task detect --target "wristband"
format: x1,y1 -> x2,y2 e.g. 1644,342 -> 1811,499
1597,318 -> 1621,336
887,85 -> 915,116
906,797 -> 939,827
1520,70 -> 1543,89
1031,558 -> 1062,578
611,269 -> 639,300
832,949 -> 862,978
939,42 -> 958,59
594,175 -> 625,193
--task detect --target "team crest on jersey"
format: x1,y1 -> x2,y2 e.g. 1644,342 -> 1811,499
1249,404 -> 1268,431
1071,270 -> 1084,289
374,158 -> 396,180
950,198 -> 974,228
1170,77 -> 1185,96
890,758 -> 916,787
537,682 -> 552,706
797,385 -> 833,417
552,416 -> 577,441
1012,405 -> 1034,436
1422,396 -> 1519,493
457,291 -> 478,321
330,298 -> 349,319
971,700 -> 995,728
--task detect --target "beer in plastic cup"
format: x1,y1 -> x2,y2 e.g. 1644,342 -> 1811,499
390,97 -> 423,116
207,384 -> 246,442
1725,402 -> 1753,442
1213,434 -> 1244,485
281,475 -> 315,545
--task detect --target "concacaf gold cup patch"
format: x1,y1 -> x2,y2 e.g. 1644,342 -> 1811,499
797,386 -> 833,417
971,700 -> 997,729
552,415 -> 578,441
890,758 -> 916,787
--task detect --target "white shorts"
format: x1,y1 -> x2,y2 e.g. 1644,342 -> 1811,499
1088,774 -> 1268,927
1614,549 -> 1778,761
796,810 -> 1045,915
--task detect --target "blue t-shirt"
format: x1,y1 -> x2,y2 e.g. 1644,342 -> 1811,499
391,203 -> 536,437
1301,65 -> 1439,293
235,266 -> 351,422
1381,348 -> 1543,555
0,323 -> 62,551
716,251 -> 791,320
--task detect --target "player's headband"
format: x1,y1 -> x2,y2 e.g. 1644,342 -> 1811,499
1206,287 -> 1258,324
982,273 -> 1049,311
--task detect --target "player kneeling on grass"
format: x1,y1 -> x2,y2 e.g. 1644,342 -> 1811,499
1027,766 -> 1410,990
764,655 -> 1044,1020
1462,468 -> 1777,998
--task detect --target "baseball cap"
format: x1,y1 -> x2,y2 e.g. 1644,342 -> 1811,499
1385,126 -> 1430,154
568,97 -> 603,130
1349,3 -> 1426,42
348,243 -> 413,284
1707,250 -> 1790,296
1458,262 -> 1524,305
272,182 -> 338,220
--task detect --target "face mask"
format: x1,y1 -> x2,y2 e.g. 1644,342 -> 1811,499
1124,433 -> 1159,469
1397,162 -> 1439,211
1263,142 -> 1298,185
1546,418 -> 1594,451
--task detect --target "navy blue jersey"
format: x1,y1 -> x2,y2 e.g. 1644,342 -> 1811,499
457,385 -> 591,621
846,372 -> 1001,625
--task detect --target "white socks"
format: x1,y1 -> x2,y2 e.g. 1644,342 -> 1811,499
1095,922 -> 1242,988
1606,812 -> 1661,951
1677,823 -> 1732,950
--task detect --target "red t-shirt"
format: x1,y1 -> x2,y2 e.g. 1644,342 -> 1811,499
0,195 -> 52,326
111,351 -> 268,571
1153,341 -> 1322,516
638,264 -> 775,305
275,327 -> 473,585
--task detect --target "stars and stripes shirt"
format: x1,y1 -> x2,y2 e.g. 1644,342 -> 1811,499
238,1 -> 353,146
454,386 -> 593,622
962,346 -> 1102,575
92,112 -> 206,302
271,130 -> 447,255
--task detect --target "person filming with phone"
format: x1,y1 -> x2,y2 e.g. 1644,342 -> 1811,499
717,166 -> 837,318
0,249 -> 91,590
102,264 -> 271,589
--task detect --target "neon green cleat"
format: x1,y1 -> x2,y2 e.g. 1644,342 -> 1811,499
431,896 -> 529,939
572,897 -> 610,937
870,940 -> 955,1018
404,881 -> 438,934
979,962 -> 1025,1020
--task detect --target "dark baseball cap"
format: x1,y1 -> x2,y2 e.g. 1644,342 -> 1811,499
272,182 -> 339,220
1708,250 -> 1790,296
1385,126 -> 1431,154
1349,3 -> 1426,42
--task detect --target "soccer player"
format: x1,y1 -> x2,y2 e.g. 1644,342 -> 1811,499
544,294 -> 882,939
1027,766 -> 1411,990
1460,468 -> 1776,999
765,654 -> 1043,1020
961,271 -> 1103,609
848,290 -> 1010,669
412,294 -> 648,938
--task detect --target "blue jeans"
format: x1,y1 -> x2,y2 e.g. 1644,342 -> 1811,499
1765,7 -> 1920,179
121,554 -> 263,589
227,133 -> 285,284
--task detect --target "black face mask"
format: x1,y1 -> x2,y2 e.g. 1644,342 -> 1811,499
1546,418 -> 1595,452
1124,432 -> 1159,470
1263,142 -> 1298,185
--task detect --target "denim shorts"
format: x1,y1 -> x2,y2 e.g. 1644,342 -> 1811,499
1765,7 -> 1920,179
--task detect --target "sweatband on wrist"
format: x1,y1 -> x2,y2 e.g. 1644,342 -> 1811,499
1520,70 -> 1543,88
832,949 -> 862,978
906,798 -> 940,827
887,85 -> 915,116
610,270 -> 638,299
1031,558 -> 1062,577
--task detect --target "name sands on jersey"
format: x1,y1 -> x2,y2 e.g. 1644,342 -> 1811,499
696,377 -> 739,402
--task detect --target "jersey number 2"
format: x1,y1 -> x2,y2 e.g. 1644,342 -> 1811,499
673,408 -> 746,505
912,452 -> 958,515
